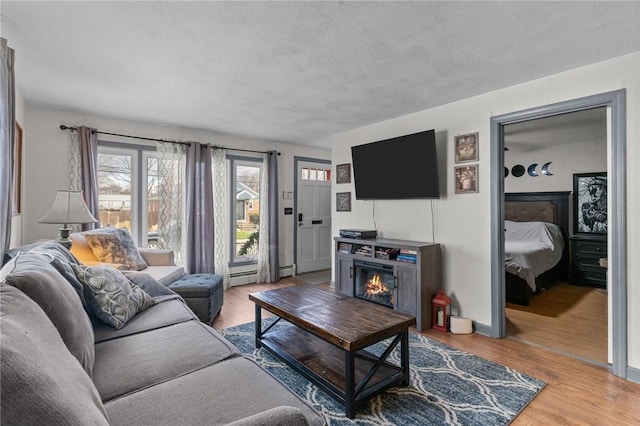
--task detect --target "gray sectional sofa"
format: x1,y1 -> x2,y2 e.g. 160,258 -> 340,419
0,241 -> 323,425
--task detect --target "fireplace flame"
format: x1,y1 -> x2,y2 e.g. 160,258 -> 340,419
366,274 -> 387,295
366,274 -> 394,306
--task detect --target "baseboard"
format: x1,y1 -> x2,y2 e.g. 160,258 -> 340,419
627,365 -> 640,384
228,265 -> 294,287
473,321 -> 492,337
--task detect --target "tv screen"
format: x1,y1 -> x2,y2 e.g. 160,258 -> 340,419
351,129 -> 439,200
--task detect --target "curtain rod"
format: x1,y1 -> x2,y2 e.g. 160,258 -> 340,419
59,125 -> 280,156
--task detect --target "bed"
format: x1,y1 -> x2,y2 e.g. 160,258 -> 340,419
504,191 -> 570,305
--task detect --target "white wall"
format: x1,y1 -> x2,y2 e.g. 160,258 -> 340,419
9,86 -> 25,248
504,141 -> 607,193
22,105 -> 330,274
504,137 -> 607,234
331,52 -> 640,370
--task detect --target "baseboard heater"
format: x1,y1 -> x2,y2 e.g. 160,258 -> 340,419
228,265 -> 295,287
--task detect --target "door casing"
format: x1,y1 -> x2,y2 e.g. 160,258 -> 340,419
489,89 -> 627,378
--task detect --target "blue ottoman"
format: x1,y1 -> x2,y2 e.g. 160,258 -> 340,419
168,274 -> 224,324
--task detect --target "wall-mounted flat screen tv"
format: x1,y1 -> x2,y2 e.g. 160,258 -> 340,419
351,129 -> 439,200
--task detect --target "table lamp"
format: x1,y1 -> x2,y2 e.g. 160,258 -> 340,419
39,190 -> 98,249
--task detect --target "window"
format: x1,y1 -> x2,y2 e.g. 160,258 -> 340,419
301,166 -> 331,181
97,144 -> 159,248
229,156 -> 262,264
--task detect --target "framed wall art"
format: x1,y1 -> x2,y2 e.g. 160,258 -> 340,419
336,163 -> 351,184
454,132 -> 479,164
454,164 -> 478,194
336,192 -> 351,212
573,172 -> 607,235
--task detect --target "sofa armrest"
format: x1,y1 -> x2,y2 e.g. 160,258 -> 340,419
224,406 -> 309,426
137,248 -> 176,266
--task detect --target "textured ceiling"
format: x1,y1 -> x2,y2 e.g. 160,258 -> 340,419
2,1 -> 639,149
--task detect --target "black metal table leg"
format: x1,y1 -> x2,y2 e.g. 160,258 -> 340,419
254,304 -> 262,348
345,350 -> 356,419
401,330 -> 409,385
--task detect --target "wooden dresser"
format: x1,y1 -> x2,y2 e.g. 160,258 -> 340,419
569,235 -> 607,288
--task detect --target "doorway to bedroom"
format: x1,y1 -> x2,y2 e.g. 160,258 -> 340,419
490,90 -> 628,379
502,108 -> 608,365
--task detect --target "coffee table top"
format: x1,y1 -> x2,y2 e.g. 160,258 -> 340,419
249,284 -> 416,351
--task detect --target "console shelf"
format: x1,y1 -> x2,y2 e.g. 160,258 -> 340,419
334,237 -> 442,331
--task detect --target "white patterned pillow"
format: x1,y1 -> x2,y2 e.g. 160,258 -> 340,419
84,228 -> 148,271
71,264 -> 156,329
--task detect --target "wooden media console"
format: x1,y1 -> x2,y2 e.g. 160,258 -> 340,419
334,237 -> 442,331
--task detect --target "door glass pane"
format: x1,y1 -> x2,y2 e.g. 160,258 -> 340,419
309,169 -> 317,180
97,153 -> 132,232
301,168 -> 309,180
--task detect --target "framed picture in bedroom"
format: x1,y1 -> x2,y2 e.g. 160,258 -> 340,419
454,132 -> 479,163
454,164 -> 478,194
573,172 -> 607,235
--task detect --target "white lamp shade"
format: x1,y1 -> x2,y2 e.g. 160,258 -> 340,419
39,190 -> 98,225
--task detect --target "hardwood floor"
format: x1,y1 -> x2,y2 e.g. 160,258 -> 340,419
212,280 -> 640,425
506,281 -> 608,364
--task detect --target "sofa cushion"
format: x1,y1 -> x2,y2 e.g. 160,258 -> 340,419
72,264 -> 156,329
104,357 -> 323,426
28,240 -> 95,308
0,252 -> 95,375
138,265 -> 185,285
84,228 -> 148,271
137,248 -> 176,266
94,320 -> 239,402
0,284 -> 109,425
225,406 -> 310,426
93,297 -> 196,343
3,239 -> 50,265
123,271 -> 179,297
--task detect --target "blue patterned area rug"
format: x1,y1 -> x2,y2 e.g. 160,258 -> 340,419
220,320 -> 545,425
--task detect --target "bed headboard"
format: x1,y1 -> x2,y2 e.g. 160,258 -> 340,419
505,191 -> 571,240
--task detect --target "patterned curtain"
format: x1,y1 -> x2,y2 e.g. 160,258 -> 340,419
0,38 -> 15,253
212,148 -> 229,288
157,141 -> 186,265
256,153 -> 270,283
68,129 -> 81,191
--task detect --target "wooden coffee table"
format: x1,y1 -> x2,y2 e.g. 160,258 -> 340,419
249,284 -> 416,419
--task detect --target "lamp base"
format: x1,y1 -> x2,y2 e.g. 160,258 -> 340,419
58,227 -> 73,250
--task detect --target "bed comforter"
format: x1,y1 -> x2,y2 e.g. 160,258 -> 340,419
505,220 -> 564,291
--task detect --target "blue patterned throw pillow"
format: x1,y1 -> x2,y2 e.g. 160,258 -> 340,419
71,264 -> 156,329
84,228 -> 148,271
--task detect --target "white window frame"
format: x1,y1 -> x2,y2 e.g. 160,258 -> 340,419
97,142 -> 158,247
228,155 -> 263,266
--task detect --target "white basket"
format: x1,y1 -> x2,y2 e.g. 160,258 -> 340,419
450,316 -> 473,334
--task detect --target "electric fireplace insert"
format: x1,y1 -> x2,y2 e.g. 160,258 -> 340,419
353,259 -> 395,308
